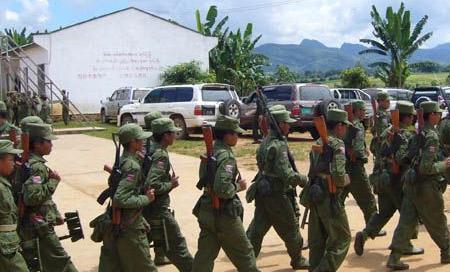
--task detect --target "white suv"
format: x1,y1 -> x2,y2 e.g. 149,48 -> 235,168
118,83 -> 241,138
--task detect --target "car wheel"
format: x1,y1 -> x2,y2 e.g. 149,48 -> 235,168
220,99 -> 241,118
171,115 -> 188,139
100,109 -> 109,123
121,114 -> 134,126
309,127 -> 320,140
317,99 -> 341,116
415,96 -> 431,108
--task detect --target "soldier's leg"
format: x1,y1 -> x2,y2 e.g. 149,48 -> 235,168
246,196 -> 272,257
192,210 -> 221,272
308,205 -> 326,270
364,189 -> 397,239
116,228 -> 157,272
0,252 -> 30,272
314,199 -> 351,272
218,216 -> 260,272
98,234 -> 121,272
160,210 -> 193,272
348,164 -> 377,223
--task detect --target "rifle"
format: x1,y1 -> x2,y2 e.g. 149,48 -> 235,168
197,124 -> 221,210
97,134 -> 122,235
312,116 -> 339,215
141,138 -> 153,178
9,128 -> 18,147
344,104 -> 353,123
259,116 -> 269,137
389,109 -> 400,174
16,132 -> 30,220
59,211 -> 84,242
371,98 -> 378,129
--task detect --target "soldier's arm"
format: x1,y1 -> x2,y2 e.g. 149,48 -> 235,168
114,163 -> 150,209
419,133 -> 447,175
395,132 -> 410,164
146,152 -> 172,195
23,166 -> 58,206
330,141 -> 348,187
214,155 -> 237,199
268,143 -> 307,187
352,125 -> 367,160
0,184 -> 10,216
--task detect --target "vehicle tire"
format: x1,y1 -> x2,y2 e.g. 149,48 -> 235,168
309,127 -> 320,140
415,96 -> 431,108
171,115 -> 188,140
317,99 -> 341,116
120,114 -> 134,126
100,109 -> 109,123
220,99 -> 241,118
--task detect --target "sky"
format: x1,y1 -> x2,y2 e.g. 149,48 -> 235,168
1,0 -> 449,48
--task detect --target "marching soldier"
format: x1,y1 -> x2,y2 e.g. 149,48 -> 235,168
145,118 -> 193,271
61,90 -> 69,126
6,91 -> 15,123
20,123 -> 78,271
0,140 -> 29,271
0,101 -> 21,136
39,94 -> 52,124
343,100 -> 377,224
246,105 -> 309,270
192,115 -> 260,272
302,109 -> 351,271
386,101 -> 450,270
354,101 -> 423,256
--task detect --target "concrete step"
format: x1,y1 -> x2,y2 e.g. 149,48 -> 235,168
53,127 -> 106,135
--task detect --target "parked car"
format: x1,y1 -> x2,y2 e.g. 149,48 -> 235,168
239,83 -> 340,139
100,87 -> 150,123
363,88 -> 412,110
331,88 -> 373,127
118,83 -> 241,139
412,86 -> 450,109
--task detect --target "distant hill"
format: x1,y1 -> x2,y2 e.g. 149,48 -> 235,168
254,39 -> 450,72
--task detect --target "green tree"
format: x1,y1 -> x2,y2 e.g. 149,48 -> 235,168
340,66 -> 370,88
160,61 -> 215,85
273,65 -> 300,83
3,27 -> 33,47
196,6 -> 268,95
446,73 -> 450,85
359,2 -> 432,88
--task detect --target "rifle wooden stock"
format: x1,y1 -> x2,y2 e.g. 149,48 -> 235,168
259,116 -> 269,137
417,109 -> 424,131
21,133 -> 29,163
344,104 -> 353,123
9,129 -> 18,147
201,125 -> 220,210
103,164 -> 112,174
313,116 -> 329,145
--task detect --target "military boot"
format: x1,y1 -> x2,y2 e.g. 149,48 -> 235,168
291,256 -> 309,270
354,231 -> 367,256
403,244 -> 424,256
441,248 -> 450,264
154,247 -> 171,266
387,251 -> 409,270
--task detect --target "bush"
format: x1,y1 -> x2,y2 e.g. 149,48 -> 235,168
446,73 -> 450,84
160,61 -> 215,85
340,66 -> 370,89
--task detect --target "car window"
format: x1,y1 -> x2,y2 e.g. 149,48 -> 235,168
144,89 -> 161,103
333,90 -> 340,99
118,90 -> 130,101
132,89 -> 148,100
110,90 -> 118,101
202,87 -> 232,102
444,88 -> 450,100
359,91 -> 371,101
396,91 -> 411,100
300,86 -> 331,100
176,87 -> 193,102
160,88 -> 177,103
263,86 -> 293,101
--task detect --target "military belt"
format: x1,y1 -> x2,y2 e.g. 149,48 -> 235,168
0,224 -> 17,232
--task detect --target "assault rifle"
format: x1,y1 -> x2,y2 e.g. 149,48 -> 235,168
371,98 -> 378,129
9,128 -> 18,147
15,132 -> 30,220
389,109 -> 401,175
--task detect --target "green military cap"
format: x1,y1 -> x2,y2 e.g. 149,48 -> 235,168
377,92 -> 391,101
118,123 -> 152,144
396,101 -> 416,115
144,111 -> 162,130
20,116 -> 44,130
269,104 -> 296,123
0,101 -> 6,112
0,140 -> 22,155
27,123 -> 57,140
215,115 -> 245,133
327,109 -> 352,125
151,118 -> 182,135
420,101 -> 443,113
351,100 -> 366,111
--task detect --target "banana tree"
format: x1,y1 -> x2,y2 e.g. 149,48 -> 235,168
4,27 -> 33,47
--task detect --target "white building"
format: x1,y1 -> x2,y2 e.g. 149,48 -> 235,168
2,7 -> 217,113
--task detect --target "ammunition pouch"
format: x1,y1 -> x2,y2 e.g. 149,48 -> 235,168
89,212 -> 112,243
299,181 -> 310,208
245,182 -> 257,203
58,211 -> 84,242
221,196 -> 244,219
21,238 -> 42,272
308,178 -> 325,204
256,174 -> 272,197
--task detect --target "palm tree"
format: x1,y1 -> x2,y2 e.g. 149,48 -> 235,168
4,27 -> 33,47
359,2 -> 432,87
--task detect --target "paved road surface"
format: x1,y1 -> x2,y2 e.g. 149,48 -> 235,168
48,134 -> 450,271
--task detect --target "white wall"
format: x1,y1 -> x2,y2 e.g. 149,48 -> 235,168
18,45 -> 49,95
29,8 -> 217,113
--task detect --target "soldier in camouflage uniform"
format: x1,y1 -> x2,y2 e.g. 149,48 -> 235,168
354,101 -> 423,256
386,101 -> 450,270
17,93 -> 32,123
6,92 -> 15,123
61,90 -> 70,126
246,105 -> 309,270
39,94 -> 52,124
301,109 -> 351,272
0,140 -> 29,272
145,118 -> 193,271
0,101 -> 21,137
343,100 -> 377,224
438,116 -> 450,181
192,115 -> 260,272
20,123 -> 78,271
107,123 -> 157,272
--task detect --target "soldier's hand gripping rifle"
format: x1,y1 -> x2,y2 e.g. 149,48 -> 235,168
196,124 -> 221,210
97,133 -> 122,236
387,109 -> 401,174
344,104 -> 357,162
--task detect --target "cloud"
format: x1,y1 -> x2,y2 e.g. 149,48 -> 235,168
4,9 -> 20,22
1,0 -> 50,31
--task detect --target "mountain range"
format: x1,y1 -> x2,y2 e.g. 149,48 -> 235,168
254,39 -> 450,72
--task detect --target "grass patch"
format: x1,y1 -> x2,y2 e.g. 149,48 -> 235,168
53,121 -> 118,140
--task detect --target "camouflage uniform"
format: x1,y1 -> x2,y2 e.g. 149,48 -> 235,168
61,91 -> 69,126
387,102 -> 450,270
0,101 -> 21,137
39,97 -> 52,124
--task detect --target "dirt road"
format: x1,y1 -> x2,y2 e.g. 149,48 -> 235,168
48,134 -> 450,271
